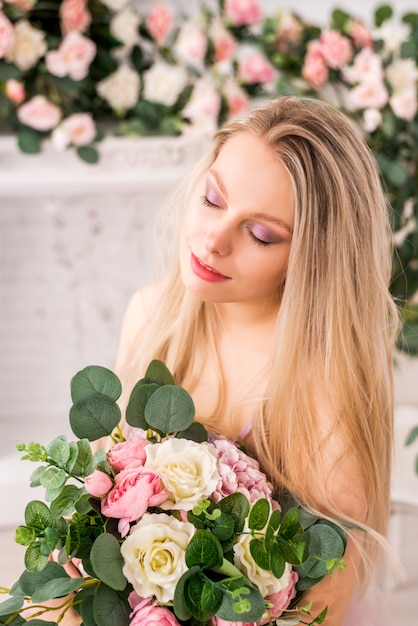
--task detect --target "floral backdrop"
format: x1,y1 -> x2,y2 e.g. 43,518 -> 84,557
0,0 -> 417,349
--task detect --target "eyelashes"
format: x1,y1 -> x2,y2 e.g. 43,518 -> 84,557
200,195 -> 272,247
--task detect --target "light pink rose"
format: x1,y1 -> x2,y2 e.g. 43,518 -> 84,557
259,571 -> 299,623
146,3 -> 173,46
238,51 -> 276,85
349,78 -> 388,110
101,466 -> 169,537
174,22 -> 207,69
390,89 -> 417,121
84,469 -> 113,497
224,79 -> 250,118
210,19 -> 237,63
5,79 -> 25,104
319,29 -> 352,69
107,437 -> 150,471
46,31 -> 96,81
210,437 -> 274,503
130,598 -> 181,626
60,0 -> 92,35
224,0 -> 261,26
212,619 -> 256,626
183,79 -> 221,130
51,112 -> 96,150
276,12 -> 302,46
349,20 -> 372,48
363,107 -> 382,133
344,48 -> 383,85
0,12 -> 15,58
17,96 -> 61,131
302,41 -> 328,89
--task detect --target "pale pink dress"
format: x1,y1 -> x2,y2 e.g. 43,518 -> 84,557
343,587 -> 392,625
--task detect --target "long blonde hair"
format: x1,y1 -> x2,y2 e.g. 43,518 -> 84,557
121,96 -> 399,575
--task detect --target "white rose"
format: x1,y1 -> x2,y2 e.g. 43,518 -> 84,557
144,438 -> 220,510
233,517 -> 293,597
386,58 -> 418,94
121,512 -> 195,603
143,61 -> 188,106
363,107 -> 382,133
100,0 -> 129,11
372,21 -> 411,56
110,7 -> 141,49
97,64 -> 140,111
5,20 -> 47,71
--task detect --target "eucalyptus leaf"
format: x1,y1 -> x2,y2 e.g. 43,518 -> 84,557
32,577 -> 84,603
18,128 -> 41,154
248,498 -> 270,531
74,586 -> 99,626
29,465 -> 47,488
125,382 -> 160,429
271,541 -> 287,578
216,577 -> 265,622
71,366 -> 122,403
173,566 -> 200,621
201,580 -> 223,612
40,467 -> 67,500
144,385 -> 195,434
144,359 -> 176,384
72,439 -> 94,476
70,395 -> 121,441
217,493 -> 250,533
93,583 -> 131,626
184,574 -> 216,622
19,562 -> 67,596
15,524 -> 36,546
249,537 -> 270,570
0,596 -> 24,616
77,146 -> 99,164
90,534 -> 127,591
50,484 -> 81,518
212,512 -> 235,541
47,436 -> 70,465
176,421 -> 208,442
280,507 -> 301,539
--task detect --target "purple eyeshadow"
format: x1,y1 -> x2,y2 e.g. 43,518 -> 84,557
251,224 -> 274,243
206,187 -> 221,206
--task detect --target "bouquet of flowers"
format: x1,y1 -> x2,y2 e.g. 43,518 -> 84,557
1,360 -> 349,625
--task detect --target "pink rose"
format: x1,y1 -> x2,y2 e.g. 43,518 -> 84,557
183,79 -> 221,130
17,96 -> 61,131
349,78 -> 388,110
302,40 -> 328,89
349,21 -> 372,48
146,3 -> 173,46
0,12 -> 15,58
390,89 -> 417,121
210,437 -> 274,503
276,12 -> 302,47
101,467 -> 169,537
212,619 -> 256,626
107,437 -> 150,471
259,571 -> 299,623
210,20 -> 237,63
46,31 -> 96,81
363,107 -> 382,133
344,48 -> 383,85
5,79 -> 25,104
238,51 -> 276,84
224,0 -> 261,27
319,29 -> 352,69
60,0 -> 92,35
174,23 -> 207,69
51,112 -> 96,150
224,80 -> 250,118
130,598 -> 181,626
84,469 -> 113,498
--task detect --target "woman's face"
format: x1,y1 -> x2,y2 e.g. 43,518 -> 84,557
179,132 -> 295,310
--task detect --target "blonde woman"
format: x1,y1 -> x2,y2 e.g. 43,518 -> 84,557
108,97 -> 398,625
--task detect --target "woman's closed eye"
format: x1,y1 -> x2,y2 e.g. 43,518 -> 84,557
247,224 -> 282,247
200,195 -> 220,209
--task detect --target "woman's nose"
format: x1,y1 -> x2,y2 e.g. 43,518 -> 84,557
203,221 -> 232,256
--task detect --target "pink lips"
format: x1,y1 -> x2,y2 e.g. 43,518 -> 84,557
190,253 -> 231,283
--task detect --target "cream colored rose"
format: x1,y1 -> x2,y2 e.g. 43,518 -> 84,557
233,518 -> 293,597
110,7 -> 141,49
143,61 -> 188,106
121,512 -> 195,603
5,20 -> 47,71
386,58 -> 418,94
144,438 -> 219,510
97,64 -> 140,111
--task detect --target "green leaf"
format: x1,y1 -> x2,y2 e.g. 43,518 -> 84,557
71,366 -> 122,403
217,493 -> 250,533
265,508 -> 281,551
93,583 -> 131,626
212,512 -> 235,541
41,467 -> 67,501
47,436 -> 70,465
70,394 -> 121,441
74,585 -> 99,626
29,465 -> 48,488
201,580 -> 223,612
50,484 -> 81,518
32,576 -> 84,603
125,382 -> 160,429
248,498 -> 270,531
216,576 -> 265,622
24,543 -> 50,572
0,60 -> 21,80
90,534 -> 127,591
18,128 -> 41,154
185,529 -> 223,569
270,541 -> 286,578
15,525 -> 36,546
184,574 -> 216,621
280,507 -> 301,539
173,566 -> 200,621
249,537 -> 270,570
0,596 -> 24,616
176,421 -> 208,442
72,439 -> 94,476
77,146 -> 99,164
145,359 -> 176,384
406,426 -> 418,446
144,385 -> 195,434
296,524 -> 345,580
25,501 -> 53,531
19,562 -> 67,597
374,4 -> 393,26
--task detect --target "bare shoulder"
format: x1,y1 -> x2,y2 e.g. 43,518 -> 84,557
114,281 -> 165,372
